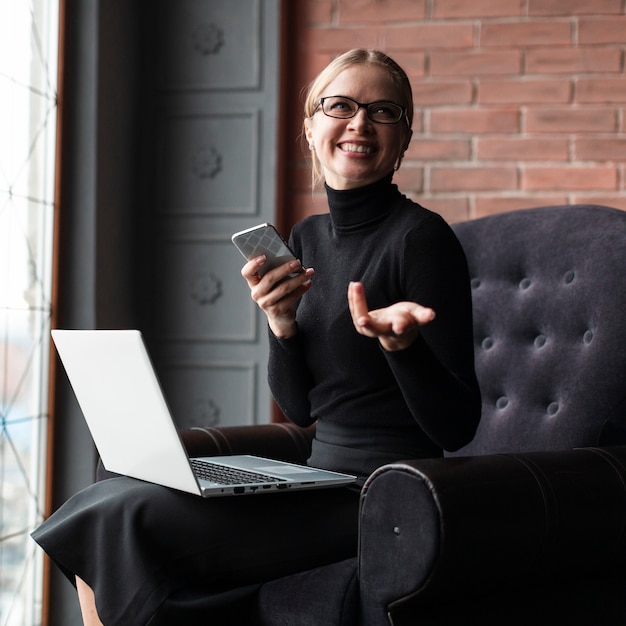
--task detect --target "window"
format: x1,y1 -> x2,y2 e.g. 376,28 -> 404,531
0,1 -> 58,624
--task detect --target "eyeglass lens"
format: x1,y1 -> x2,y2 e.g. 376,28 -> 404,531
320,96 -> 403,124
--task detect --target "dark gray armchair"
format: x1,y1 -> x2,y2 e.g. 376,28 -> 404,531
101,204 -> 626,624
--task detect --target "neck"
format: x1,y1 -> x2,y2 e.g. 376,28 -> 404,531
325,173 -> 399,230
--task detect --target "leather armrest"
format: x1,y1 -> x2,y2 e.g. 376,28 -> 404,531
358,446 -> 626,624
96,422 -> 315,482
180,422 -> 315,463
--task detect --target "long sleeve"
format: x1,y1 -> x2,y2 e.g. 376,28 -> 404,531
267,330 -> 316,427
382,216 -> 481,451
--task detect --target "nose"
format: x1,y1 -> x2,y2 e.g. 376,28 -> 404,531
347,106 -> 372,131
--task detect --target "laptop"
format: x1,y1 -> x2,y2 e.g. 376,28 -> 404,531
51,329 -> 356,497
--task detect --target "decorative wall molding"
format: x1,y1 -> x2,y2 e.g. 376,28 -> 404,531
148,0 -> 279,427
157,109 -> 260,216
159,361 -> 258,428
155,235 -> 258,342
157,0 -> 261,91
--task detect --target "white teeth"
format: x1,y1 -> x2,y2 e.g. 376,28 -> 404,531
341,143 -> 374,154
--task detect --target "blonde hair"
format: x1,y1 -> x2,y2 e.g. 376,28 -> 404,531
303,49 -> 414,187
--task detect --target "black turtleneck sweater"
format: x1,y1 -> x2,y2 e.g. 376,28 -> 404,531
268,175 -> 481,479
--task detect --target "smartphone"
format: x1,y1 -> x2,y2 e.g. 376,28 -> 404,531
231,223 -> 301,278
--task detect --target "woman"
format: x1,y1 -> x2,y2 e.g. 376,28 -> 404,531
33,49 -> 480,625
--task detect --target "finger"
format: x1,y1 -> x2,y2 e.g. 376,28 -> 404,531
348,281 -> 370,325
389,306 -> 435,336
241,255 -> 267,285
272,267 -> 315,299
348,285 -> 385,338
412,304 -> 436,325
260,259 -> 308,288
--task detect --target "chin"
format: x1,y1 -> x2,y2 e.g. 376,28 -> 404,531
338,171 -> 386,188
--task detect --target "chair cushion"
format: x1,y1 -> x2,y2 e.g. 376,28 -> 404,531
257,557 -> 358,626
450,205 -> 626,455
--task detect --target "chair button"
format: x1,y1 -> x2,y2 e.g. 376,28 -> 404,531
547,402 -> 560,416
496,396 -> 509,410
563,270 -> 575,284
534,335 -> 547,348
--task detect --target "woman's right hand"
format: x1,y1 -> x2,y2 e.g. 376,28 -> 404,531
241,255 -> 314,339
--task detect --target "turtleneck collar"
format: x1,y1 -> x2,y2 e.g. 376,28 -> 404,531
324,173 -> 402,232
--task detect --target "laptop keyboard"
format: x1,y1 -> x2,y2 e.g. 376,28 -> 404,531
190,459 -> 287,485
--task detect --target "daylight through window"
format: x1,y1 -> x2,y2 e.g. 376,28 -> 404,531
0,1 -> 58,624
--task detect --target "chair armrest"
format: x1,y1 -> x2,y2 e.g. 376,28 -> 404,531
358,446 -> 626,625
180,422 -> 315,463
96,422 -> 315,482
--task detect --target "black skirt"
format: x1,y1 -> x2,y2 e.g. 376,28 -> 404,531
32,476 -> 360,625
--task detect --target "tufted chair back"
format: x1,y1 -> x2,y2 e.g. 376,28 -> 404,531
449,205 -> 626,456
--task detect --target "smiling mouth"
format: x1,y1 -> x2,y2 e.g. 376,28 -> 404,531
339,142 -> 376,154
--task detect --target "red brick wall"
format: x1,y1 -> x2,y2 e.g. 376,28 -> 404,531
279,0 -> 626,226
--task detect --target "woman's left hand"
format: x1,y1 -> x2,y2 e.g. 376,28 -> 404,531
347,281 -> 436,352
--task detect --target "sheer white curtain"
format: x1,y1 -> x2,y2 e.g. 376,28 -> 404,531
0,1 -> 58,624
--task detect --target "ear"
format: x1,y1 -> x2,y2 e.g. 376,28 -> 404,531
404,128 -> 413,152
304,117 -> 314,144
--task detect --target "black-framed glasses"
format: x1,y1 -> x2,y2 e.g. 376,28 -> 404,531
315,95 -> 406,125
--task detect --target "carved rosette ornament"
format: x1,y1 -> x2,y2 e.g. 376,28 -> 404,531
192,146 -> 223,180
192,23 -> 225,56
190,272 -> 223,305
189,397 -> 221,427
